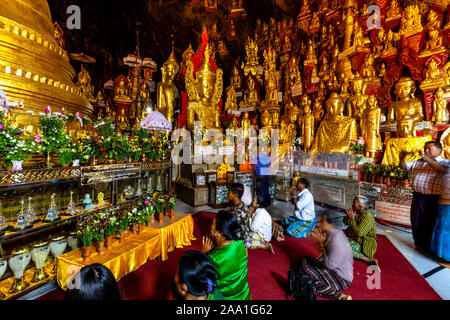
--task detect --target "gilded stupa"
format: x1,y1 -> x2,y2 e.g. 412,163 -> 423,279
0,0 -> 91,116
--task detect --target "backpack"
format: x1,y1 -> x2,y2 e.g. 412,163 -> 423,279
287,269 -> 317,300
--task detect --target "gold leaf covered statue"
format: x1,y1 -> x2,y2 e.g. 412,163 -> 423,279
240,76 -> 260,109
114,76 -> 132,103
310,93 -> 358,153
385,0 -> 401,22
361,96 -> 382,158
76,65 -> 95,101
419,8 -> 445,57
185,42 -> 223,130
432,87 -> 448,125
242,37 -> 263,80
225,86 -> 239,113
441,127 -> 450,159
398,4 -> 423,38
382,118 -> 432,165
387,77 -> 424,124
346,73 -> 368,121
301,96 -> 315,152
157,45 -> 180,124
421,58 -> 446,91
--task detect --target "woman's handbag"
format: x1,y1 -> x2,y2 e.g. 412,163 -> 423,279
287,269 -> 317,300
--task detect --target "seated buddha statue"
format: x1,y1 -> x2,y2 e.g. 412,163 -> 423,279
339,74 -> 351,102
387,77 -> 424,124
421,58 -> 446,90
346,73 -> 368,121
310,93 -> 358,153
318,56 -> 331,83
441,129 -> 450,159
312,98 -> 324,123
260,108 -> 273,131
114,77 -> 132,103
225,87 -> 239,114
217,155 -> 234,182
283,34 -> 292,54
382,118 -> 432,165
116,107 -> 130,133
240,76 -> 260,110
419,9 -> 445,57
385,0 -> 401,22
185,43 -> 223,130
361,54 -> 376,81
304,39 -> 318,65
381,29 -> 398,57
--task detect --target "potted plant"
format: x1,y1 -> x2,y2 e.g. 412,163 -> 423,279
76,215 -> 95,264
129,137 -> 142,162
71,139 -> 90,166
39,108 -> 71,167
3,136 -> 40,171
142,197 -> 155,226
153,192 -> 166,224
400,169 -> 411,188
113,133 -> 131,163
103,210 -> 117,250
360,163 -> 371,182
116,211 -> 130,243
92,214 -> 106,256
128,208 -> 139,235
168,195 -> 176,220
57,144 -> 74,167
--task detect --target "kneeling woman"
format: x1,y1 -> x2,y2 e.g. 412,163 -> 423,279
174,250 -> 223,300
344,196 -> 379,270
202,210 -> 251,300
246,196 -> 274,253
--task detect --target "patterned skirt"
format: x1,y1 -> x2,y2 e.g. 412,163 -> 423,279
299,256 -> 350,300
281,217 -> 315,239
431,205 -> 450,262
348,239 -> 363,259
245,231 -> 265,249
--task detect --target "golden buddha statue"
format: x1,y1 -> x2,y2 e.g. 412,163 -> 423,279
387,77 -> 424,124
225,86 -> 239,113
229,64 -> 243,94
157,46 -> 180,124
421,58 -> 445,90
289,100 -> 302,127
310,93 -> 358,153
301,99 -> 315,151
185,43 -> 223,130
346,73 -> 368,121
381,29 -> 398,57
242,37 -> 263,80
385,0 -> 401,22
287,56 -> 302,87
241,112 -> 251,139
260,108 -> 273,130
76,66 -> 94,101
318,24 -> 329,49
283,34 -> 292,54
361,54 -> 376,80
339,74 -> 351,102
361,96 -> 382,158
379,63 -> 386,78
441,128 -> 450,159
140,81 -> 150,109
312,98 -> 324,123
353,21 -> 370,53
217,155 -> 233,182
116,107 -> 130,133
399,4 -> 423,38
240,76 -> 260,109
114,77 -> 132,103
373,27 -> 386,58
272,109 -> 281,129
181,44 -> 195,73
229,117 -> 239,130
96,90 -> 105,106
318,56 -> 331,83
105,100 -> 115,120
432,87 -> 448,125
420,9 -> 445,57
382,118 -> 432,165
209,22 -> 221,41
304,39 -> 318,65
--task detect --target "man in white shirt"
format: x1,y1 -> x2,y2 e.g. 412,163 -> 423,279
281,178 -> 316,238
245,196 -> 275,254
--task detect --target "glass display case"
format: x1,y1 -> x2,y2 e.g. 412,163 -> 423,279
0,160 -> 171,300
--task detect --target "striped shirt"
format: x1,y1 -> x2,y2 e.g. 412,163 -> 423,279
406,156 -> 446,195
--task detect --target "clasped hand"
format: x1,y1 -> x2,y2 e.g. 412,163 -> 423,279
346,206 -> 357,220
202,235 -> 215,253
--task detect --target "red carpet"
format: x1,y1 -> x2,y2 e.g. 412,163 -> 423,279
39,211 -> 441,300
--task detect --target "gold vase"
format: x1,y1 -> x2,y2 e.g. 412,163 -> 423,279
31,267 -> 49,283
44,152 -> 54,168
8,277 -> 30,294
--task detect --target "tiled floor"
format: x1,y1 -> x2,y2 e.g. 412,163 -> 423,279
175,199 -> 450,300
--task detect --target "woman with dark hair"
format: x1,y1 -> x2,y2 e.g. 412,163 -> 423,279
174,250 -> 223,300
246,196 -> 274,253
64,263 -> 122,300
344,196 -> 379,270
202,210 -> 251,300
228,183 -> 250,241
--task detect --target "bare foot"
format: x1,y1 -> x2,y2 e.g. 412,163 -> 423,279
266,243 -> 275,254
439,261 -> 450,269
338,293 -> 352,300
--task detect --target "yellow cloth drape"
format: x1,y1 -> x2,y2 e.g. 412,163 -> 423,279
57,213 -> 195,290
382,136 -> 432,166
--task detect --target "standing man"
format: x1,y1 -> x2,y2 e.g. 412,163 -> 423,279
400,141 -> 446,253
254,145 -> 272,207
280,178 -> 316,238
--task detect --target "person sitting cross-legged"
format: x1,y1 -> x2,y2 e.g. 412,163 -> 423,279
344,195 -> 380,271
299,212 -> 353,300
279,178 -> 316,238
246,196 -> 275,253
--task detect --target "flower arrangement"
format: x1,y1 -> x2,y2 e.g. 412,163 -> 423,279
101,210 -> 118,238
72,139 -> 91,163
153,191 -> 167,214
76,215 -> 95,247
350,137 -> 365,155
112,133 -> 131,162
92,213 -> 106,243
39,109 -> 71,152
116,211 -> 130,233
3,135 -> 40,167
